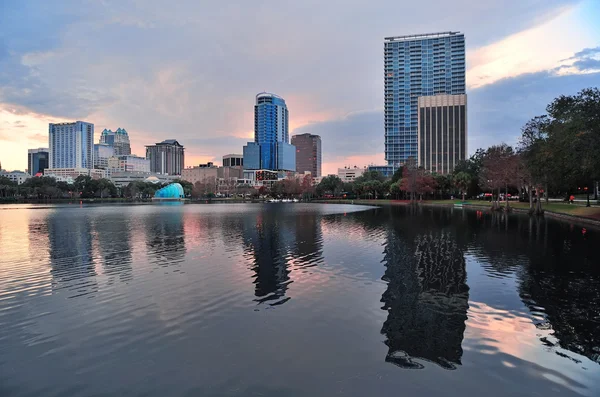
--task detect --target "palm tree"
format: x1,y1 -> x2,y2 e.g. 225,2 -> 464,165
453,172 -> 471,202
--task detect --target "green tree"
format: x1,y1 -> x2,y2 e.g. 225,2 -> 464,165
391,166 -> 404,183
390,182 -> 401,199
317,175 -> 343,197
453,172 -> 471,202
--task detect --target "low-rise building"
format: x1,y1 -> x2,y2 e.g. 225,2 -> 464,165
108,172 -> 178,187
242,169 -> 280,187
181,164 -> 218,185
107,155 -> 150,173
45,168 -> 106,181
217,166 -> 243,180
367,165 -> 398,179
223,154 -> 243,167
0,170 -> 30,184
338,167 -> 366,182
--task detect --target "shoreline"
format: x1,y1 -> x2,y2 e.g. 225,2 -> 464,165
313,199 -> 600,229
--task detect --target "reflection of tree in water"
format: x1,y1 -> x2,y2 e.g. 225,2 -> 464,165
47,212 -> 98,297
95,214 -> 133,284
516,217 -> 600,365
461,210 -> 600,364
145,209 -> 186,267
380,207 -> 469,370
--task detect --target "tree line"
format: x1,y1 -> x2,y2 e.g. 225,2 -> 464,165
315,87 -> 600,213
0,175 -> 194,201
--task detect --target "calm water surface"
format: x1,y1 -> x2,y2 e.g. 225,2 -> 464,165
0,203 -> 599,396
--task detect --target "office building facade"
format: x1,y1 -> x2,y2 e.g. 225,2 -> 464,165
223,154 -> 243,167
243,93 -> 295,171
418,94 -> 467,174
93,143 -> 114,169
27,148 -> 49,175
291,133 -> 322,177
100,128 -> 131,156
108,155 -> 151,173
338,167 -> 365,183
145,139 -> 185,175
384,32 -> 466,165
49,121 -> 94,169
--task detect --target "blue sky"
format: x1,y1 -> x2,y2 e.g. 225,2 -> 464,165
0,0 -> 599,174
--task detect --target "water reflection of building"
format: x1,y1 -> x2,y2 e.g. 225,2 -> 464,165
94,214 -> 133,284
144,206 -> 186,267
381,213 -> 469,369
243,211 -> 291,305
47,211 -> 98,297
242,207 -> 323,306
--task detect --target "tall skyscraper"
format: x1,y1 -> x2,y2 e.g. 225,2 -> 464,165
100,128 -> 131,156
243,92 -> 296,171
384,32 -> 466,166
291,133 -> 322,177
145,139 -> 185,175
49,121 -> 94,169
27,148 -> 49,175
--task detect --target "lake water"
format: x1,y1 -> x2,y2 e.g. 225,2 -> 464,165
0,203 -> 599,396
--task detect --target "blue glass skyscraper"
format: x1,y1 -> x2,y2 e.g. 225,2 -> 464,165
243,92 -> 295,171
384,32 -> 466,165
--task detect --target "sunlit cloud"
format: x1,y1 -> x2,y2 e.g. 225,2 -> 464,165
467,4 -> 597,89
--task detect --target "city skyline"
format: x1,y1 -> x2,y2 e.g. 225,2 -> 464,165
1,1 -> 599,175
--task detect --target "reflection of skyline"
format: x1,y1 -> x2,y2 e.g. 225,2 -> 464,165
144,207 -> 186,268
47,211 -> 98,297
94,214 -> 133,284
381,220 -> 469,369
242,206 -> 323,306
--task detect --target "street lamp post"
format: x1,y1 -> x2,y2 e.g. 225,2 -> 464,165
585,186 -> 590,207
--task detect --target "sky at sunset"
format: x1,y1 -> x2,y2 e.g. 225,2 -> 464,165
1,0 -> 599,175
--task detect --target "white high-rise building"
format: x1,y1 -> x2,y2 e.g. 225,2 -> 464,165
49,121 -> 94,169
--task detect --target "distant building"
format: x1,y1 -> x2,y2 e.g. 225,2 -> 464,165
0,170 -> 30,185
367,165 -> 398,179
181,164 -> 218,185
242,169 -> 280,187
243,92 -> 295,171
27,148 -> 49,175
384,32 -> 466,165
107,155 -> 150,173
223,154 -> 243,167
49,121 -> 94,169
145,139 -> 185,175
108,172 -> 178,187
93,143 -> 114,169
418,94 -> 467,174
45,168 -> 105,181
217,166 -> 243,180
243,142 -> 261,170
338,167 -> 366,183
100,128 -> 131,156
292,133 -> 321,177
